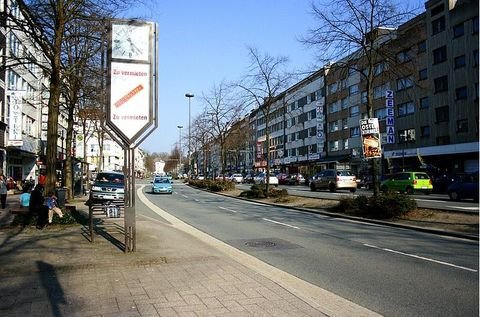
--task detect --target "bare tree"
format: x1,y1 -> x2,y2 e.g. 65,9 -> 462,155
201,81 -> 245,180
237,47 -> 293,193
4,0 -> 129,195
301,0 -> 420,195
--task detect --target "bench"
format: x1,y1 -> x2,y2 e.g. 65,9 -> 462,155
9,206 -> 30,215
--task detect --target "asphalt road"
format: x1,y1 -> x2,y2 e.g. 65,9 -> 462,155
137,180 -> 479,317
235,183 -> 479,213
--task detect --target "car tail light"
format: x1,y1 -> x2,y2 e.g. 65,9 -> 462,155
353,177 -> 356,181
337,176 -> 340,181
413,179 -> 417,185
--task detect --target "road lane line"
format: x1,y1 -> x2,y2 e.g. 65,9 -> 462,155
137,185 -> 381,317
219,206 -> 238,213
263,218 -> 300,229
363,244 -> 477,272
182,194 -> 188,198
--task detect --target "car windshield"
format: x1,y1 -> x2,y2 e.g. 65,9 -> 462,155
154,178 -> 170,184
96,173 -> 124,184
337,171 -> 352,176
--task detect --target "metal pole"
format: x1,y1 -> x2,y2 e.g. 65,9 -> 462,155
185,93 -> 194,179
177,125 -> 183,175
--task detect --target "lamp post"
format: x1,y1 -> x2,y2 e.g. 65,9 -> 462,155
185,93 -> 194,179
177,125 -> 183,176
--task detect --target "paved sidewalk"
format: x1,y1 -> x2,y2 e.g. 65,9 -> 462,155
0,194 -> 380,317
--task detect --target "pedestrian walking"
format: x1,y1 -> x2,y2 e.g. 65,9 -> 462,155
0,175 -> 8,209
30,185 -> 48,229
45,191 -> 63,224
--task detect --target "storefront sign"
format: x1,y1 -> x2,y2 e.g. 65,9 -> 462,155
385,90 -> 395,144
359,118 -> 382,159
7,91 -> 25,146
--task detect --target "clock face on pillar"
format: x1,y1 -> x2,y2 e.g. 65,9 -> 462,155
111,23 -> 150,61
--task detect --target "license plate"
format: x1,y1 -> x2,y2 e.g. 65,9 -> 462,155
421,186 -> 427,189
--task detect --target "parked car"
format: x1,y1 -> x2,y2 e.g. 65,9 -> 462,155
357,175 -> 373,189
89,171 -> 125,203
277,173 -> 290,185
380,171 -> 432,195
287,173 -> 305,185
310,169 -> 356,192
229,173 -> 244,183
243,173 -> 255,184
151,177 -> 173,194
254,173 -> 279,186
433,173 -> 469,194
447,172 -> 479,202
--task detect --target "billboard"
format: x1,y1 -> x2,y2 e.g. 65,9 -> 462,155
359,118 -> 382,159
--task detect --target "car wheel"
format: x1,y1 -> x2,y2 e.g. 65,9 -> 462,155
329,184 -> 336,192
350,188 -> 356,193
449,191 -> 459,201
406,187 -> 414,195
310,183 -> 316,191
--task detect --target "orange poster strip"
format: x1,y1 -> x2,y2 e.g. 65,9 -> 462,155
114,84 -> 144,108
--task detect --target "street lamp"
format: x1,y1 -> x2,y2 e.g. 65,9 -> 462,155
185,93 -> 194,179
177,125 -> 183,175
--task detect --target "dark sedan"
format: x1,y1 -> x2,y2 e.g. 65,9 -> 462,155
447,172 -> 479,202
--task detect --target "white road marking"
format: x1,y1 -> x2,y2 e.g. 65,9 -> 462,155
445,206 -> 479,211
263,218 -> 300,229
182,194 -> 188,198
219,206 -> 238,213
363,243 -> 478,272
194,198 -> 200,202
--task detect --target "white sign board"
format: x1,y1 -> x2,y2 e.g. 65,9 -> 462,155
110,62 -> 150,140
7,91 -> 25,146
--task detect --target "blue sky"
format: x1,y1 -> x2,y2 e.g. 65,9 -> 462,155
130,0 -> 423,154
129,1 -> 319,154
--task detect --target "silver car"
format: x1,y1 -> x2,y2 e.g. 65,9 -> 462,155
310,169 -> 357,193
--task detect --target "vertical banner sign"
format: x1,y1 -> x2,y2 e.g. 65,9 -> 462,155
7,91 -> 25,146
385,90 -> 395,144
359,118 -> 382,159
256,141 -> 262,160
107,20 -> 155,144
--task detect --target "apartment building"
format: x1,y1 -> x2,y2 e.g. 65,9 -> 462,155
0,0 -> 52,182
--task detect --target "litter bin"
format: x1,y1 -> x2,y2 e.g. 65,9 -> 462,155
56,187 -> 67,208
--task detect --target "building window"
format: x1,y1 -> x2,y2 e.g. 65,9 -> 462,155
373,84 -> 388,99
374,63 -> 385,75
397,49 -> 412,63
329,140 -> 339,151
434,76 -> 448,93
349,105 -> 360,117
457,119 -> 468,133
431,4 -> 444,16
399,128 -> 416,142
454,55 -> 466,68
349,84 -> 359,95
361,91 -> 367,103
433,46 -> 447,64
397,101 -> 415,117
419,97 -> 429,109
432,16 -> 446,35
455,86 -> 468,100
298,96 -> 308,107
309,126 -> 317,137
417,40 -> 427,53
329,120 -> 339,132
328,101 -> 340,113
350,126 -> 360,137
341,98 -> 348,109
289,102 -> 296,111
453,23 -> 464,38
420,126 -> 430,137
436,136 -> 450,145
309,109 -> 317,120
473,16 -> 479,34
310,92 -> 316,103
290,117 -> 296,127
419,69 -> 427,80
397,76 -> 414,91
374,108 -> 387,120
328,82 -> 338,94
342,118 -> 348,129
343,138 -> 349,150
435,106 -> 449,122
